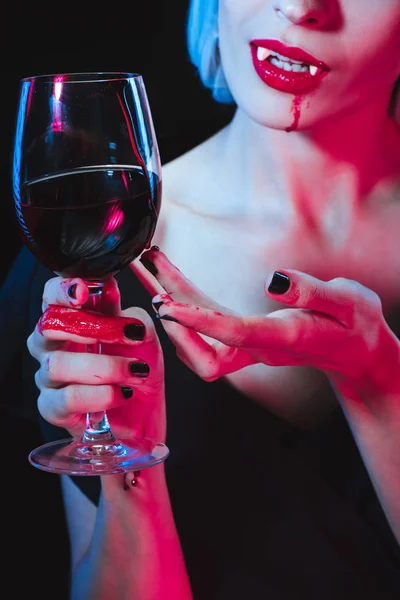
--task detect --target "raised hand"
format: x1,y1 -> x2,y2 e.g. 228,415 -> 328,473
132,248 -> 400,394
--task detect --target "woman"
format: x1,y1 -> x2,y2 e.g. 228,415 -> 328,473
3,0 -> 400,598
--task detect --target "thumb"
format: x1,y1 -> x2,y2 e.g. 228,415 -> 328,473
265,270 -> 381,328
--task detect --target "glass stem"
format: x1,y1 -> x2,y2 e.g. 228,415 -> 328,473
81,281 -> 116,445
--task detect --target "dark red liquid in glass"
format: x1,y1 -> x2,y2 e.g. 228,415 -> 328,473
15,166 -> 161,279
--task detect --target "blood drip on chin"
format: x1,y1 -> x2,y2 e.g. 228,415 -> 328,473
285,96 -> 304,132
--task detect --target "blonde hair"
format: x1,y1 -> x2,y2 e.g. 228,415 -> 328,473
186,0 -> 234,104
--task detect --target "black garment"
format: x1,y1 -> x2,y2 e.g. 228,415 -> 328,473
1,246 -> 400,599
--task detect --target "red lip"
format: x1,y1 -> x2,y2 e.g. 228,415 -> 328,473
250,39 -> 330,95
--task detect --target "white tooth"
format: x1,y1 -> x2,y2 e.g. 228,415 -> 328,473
309,65 -> 318,76
270,57 -> 284,69
257,47 -> 270,61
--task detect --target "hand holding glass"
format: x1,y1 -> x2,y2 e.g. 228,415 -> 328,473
12,72 -> 169,475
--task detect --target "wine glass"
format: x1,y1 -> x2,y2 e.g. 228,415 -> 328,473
12,72 -> 169,475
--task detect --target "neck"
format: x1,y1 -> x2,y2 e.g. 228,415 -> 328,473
221,92 -> 399,217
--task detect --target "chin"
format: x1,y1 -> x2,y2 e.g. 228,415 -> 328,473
238,93 -> 318,132
227,65 -> 343,133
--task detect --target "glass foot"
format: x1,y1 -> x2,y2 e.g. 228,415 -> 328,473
28,436 -> 169,475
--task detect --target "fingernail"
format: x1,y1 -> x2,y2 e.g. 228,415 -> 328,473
151,245 -> 160,251
268,272 -> 291,295
121,386 -> 133,399
157,314 -> 180,324
68,284 -> 77,299
124,323 -> 146,340
152,301 -> 164,311
140,257 -> 158,276
129,362 -> 150,377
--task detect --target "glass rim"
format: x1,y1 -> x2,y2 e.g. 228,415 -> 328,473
21,72 -> 142,84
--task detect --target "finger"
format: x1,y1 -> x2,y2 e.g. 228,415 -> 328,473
42,277 -> 89,312
132,248 -> 242,377
153,313 -> 255,380
265,270 -> 381,327
135,250 -> 253,378
94,278 -> 122,316
154,295 -> 263,358
137,247 -> 233,312
42,277 -> 122,315
121,306 -> 159,347
38,306 -> 148,345
129,255 -> 165,298
157,298 -> 353,372
37,384 -> 133,432
31,306 -> 161,378
161,320 -> 256,380
35,351 -> 153,389
156,298 -> 312,350
75,306 -> 164,386
27,324 -> 65,361
115,274 -> 252,379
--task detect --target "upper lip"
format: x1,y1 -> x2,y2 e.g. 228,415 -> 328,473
251,39 -> 329,70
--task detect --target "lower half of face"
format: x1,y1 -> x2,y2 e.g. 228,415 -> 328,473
218,0 -> 400,132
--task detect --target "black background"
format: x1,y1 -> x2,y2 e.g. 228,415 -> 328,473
1,3 -> 234,597
1,1 -> 235,282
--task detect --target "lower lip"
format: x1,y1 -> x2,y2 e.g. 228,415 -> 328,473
250,45 -> 328,94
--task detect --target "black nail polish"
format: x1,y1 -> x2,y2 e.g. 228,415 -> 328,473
158,314 -> 180,324
140,257 -> 158,276
151,245 -> 160,251
121,386 -> 133,399
152,301 -> 164,311
124,323 -> 146,340
129,362 -> 150,377
268,272 -> 291,295
68,284 -> 77,299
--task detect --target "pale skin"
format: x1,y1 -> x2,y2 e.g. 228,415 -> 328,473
29,279 -> 192,600
27,0 -> 400,597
